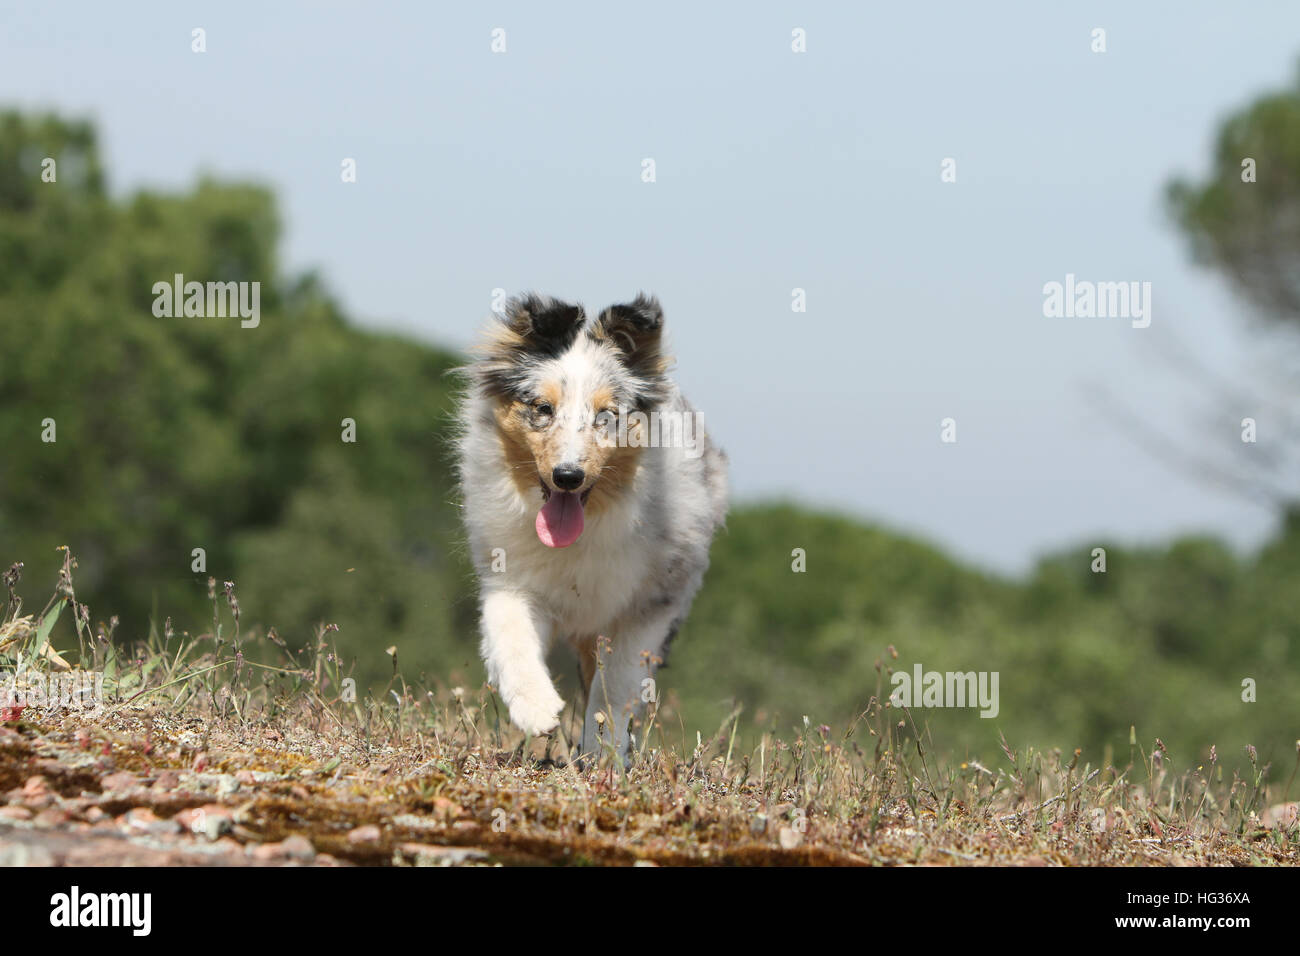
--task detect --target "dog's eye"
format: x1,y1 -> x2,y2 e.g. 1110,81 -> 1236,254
532,402 -> 553,417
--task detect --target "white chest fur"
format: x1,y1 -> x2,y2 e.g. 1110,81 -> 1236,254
471,474 -> 651,638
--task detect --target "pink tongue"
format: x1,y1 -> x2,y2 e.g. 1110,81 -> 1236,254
536,491 -> 585,548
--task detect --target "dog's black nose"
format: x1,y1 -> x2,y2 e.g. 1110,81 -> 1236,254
552,465 -> 585,491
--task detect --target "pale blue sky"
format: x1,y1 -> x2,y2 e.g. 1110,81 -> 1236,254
5,1 -> 1297,571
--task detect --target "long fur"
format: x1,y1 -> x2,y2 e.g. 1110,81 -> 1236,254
456,293 -> 728,761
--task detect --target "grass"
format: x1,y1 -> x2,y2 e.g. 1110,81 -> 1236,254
1,548 -> 1297,866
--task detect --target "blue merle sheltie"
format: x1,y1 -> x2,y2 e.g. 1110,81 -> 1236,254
457,293 -> 728,762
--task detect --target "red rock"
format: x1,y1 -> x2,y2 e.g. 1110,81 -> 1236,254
346,824 -> 381,844
250,842 -> 283,861
175,805 -> 231,837
281,835 -> 316,861
34,808 -> 71,827
21,776 -> 49,800
173,807 -> 200,829
124,807 -> 162,829
250,836 -> 315,863
0,805 -> 33,821
399,843 -> 488,864
152,770 -> 181,791
100,771 -> 138,793
192,752 -> 210,772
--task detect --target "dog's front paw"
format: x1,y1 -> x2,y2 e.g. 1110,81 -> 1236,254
506,683 -> 564,736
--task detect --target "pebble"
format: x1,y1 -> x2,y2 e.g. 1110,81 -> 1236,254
251,834 -> 317,862
346,824 -> 381,844
21,775 -> 49,800
33,808 -> 71,828
100,771 -> 139,793
399,842 -> 486,865
124,807 -> 182,835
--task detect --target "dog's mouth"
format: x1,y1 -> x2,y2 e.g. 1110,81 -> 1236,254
536,476 -> 592,548
537,476 -> 593,506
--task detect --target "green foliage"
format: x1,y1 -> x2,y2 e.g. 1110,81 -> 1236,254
2,113 -> 1295,773
673,506 -> 1298,769
0,112 -> 475,694
1167,62 -> 1300,324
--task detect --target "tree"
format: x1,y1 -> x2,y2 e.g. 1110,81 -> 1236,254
0,112 -> 475,690
1168,66 -> 1300,326
1160,65 -> 1300,508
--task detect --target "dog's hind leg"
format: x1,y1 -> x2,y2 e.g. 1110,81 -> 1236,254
574,634 -> 598,702
579,609 -> 680,764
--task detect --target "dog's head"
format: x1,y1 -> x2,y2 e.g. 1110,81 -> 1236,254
471,293 -> 670,547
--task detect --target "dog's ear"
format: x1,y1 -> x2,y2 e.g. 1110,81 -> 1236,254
591,294 -> 669,401
502,293 -> 587,357
474,294 -> 586,397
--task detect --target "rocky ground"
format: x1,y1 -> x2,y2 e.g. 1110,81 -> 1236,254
4,700 -> 1298,867
0,706 -> 504,867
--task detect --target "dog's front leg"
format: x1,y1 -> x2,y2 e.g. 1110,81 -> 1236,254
480,589 -> 564,736
580,609 -> 678,763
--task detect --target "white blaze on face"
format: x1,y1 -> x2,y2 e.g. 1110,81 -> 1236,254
532,339 -> 622,549
550,340 -> 609,467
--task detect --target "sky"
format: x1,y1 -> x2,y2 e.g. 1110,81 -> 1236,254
4,1 -> 1297,572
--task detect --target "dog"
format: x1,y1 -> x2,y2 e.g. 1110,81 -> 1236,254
457,293 -> 728,762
